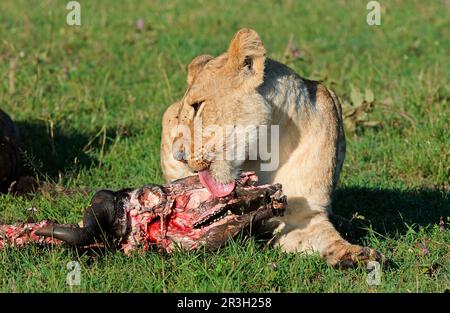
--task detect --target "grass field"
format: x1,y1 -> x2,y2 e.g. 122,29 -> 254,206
0,0 -> 449,292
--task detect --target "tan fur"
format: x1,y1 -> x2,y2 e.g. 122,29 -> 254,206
160,29 -> 382,267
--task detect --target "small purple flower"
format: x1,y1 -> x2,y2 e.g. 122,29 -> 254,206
439,216 -> 445,232
422,240 -> 429,255
136,19 -> 144,31
290,47 -> 301,59
287,41 -> 301,60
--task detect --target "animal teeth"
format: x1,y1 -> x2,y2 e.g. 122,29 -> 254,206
194,208 -> 233,228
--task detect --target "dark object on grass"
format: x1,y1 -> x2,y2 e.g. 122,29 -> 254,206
0,109 -> 38,194
1,172 -> 286,253
0,109 -> 20,191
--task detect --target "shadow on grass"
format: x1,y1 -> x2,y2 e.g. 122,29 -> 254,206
15,120 -> 130,179
331,186 -> 449,243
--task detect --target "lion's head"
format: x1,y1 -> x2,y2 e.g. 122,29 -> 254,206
171,29 -> 271,197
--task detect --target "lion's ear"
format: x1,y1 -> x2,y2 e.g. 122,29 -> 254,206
187,54 -> 214,85
227,28 -> 266,87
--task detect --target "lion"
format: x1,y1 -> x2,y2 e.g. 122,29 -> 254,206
160,28 -> 383,267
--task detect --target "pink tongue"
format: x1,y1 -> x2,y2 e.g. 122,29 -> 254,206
198,170 -> 235,198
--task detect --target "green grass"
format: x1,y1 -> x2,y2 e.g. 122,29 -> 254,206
0,0 -> 448,292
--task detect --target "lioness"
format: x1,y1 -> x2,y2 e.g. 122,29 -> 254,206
160,28 -> 382,267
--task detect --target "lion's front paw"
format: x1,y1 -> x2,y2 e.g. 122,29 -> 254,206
326,244 -> 384,269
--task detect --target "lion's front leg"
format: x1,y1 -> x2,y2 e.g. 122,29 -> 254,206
268,198 -> 383,268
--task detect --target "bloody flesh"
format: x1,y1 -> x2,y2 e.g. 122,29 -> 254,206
0,220 -> 61,249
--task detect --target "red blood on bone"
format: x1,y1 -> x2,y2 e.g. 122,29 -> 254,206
147,211 -> 193,243
148,222 -> 161,243
168,213 -> 192,232
174,194 -> 190,209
